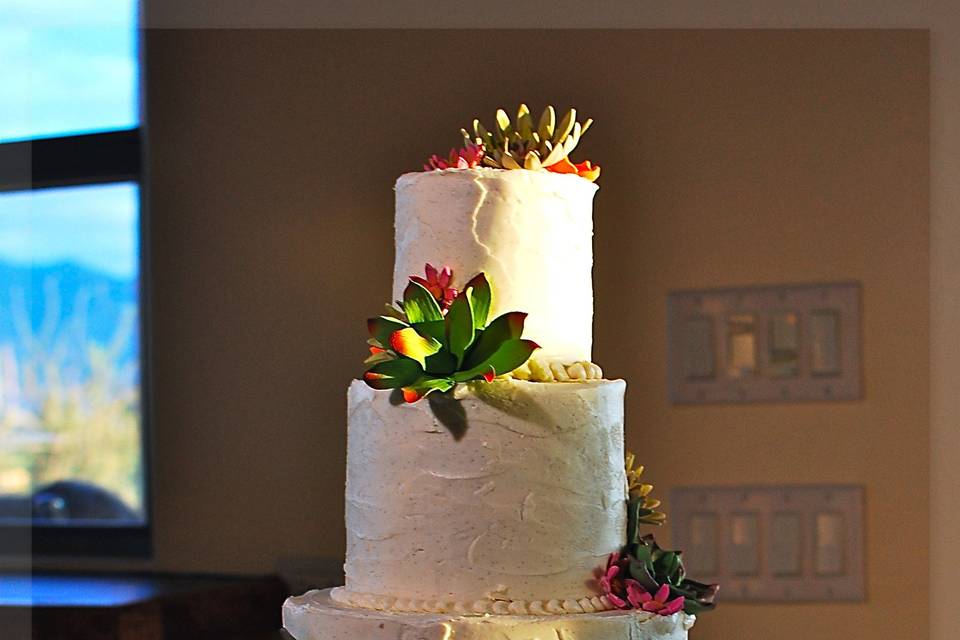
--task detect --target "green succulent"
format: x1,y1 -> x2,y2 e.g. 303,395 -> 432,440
626,452 -> 667,527
462,104 -> 593,171
624,534 -> 720,615
363,273 -> 539,402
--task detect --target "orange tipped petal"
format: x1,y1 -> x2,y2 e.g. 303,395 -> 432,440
546,157 -> 578,174
389,328 -> 440,364
575,160 -> 601,182
402,387 -> 423,403
369,346 -> 386,354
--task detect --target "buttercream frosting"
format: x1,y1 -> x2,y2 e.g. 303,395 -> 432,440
342,378 -> 627,606
284,589 -> 696,640
505,355 -> 604,382
329,586 -> 616,615
394,168 -> 597,363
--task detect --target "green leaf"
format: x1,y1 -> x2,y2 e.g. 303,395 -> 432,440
364,350 -> 394,365
382,303 -> 406,321
453,338 -> 538,382
553,108 -> 576,144
538,105 -> 555,141
516,103 -> 533,138
654,551 -> 682,584
413,320 -> 446,344
367,315 -> 409,346
402,281 -> 443,323
500,153 -> 521,170
388,327 -> 441,367
424,349 -> 458,375
462,312 -> 527,370
401,377 -> 455,403
445,293 -> 475,365
496,108 -> 512,133
628,554 -> 660,593
363,358 -> 423,389
627,495 -> 642,544
463,273 -> 492,329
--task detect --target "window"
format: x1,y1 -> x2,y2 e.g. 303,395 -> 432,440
0,1 -> 148,556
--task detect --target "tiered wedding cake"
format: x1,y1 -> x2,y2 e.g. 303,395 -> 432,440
284,106 -> 717,640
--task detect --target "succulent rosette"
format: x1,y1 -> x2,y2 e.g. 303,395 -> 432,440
363,264 -> 539,403
621,534 -> 720,615
459,104 -> 601,182
596,453 -> 719,616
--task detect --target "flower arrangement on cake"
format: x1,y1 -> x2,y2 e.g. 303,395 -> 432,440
423,104 -> 601,182
363,263 -> 539,403
599,453 -> 720,616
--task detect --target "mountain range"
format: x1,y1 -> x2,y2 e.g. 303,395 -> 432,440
0,260 -> 139,383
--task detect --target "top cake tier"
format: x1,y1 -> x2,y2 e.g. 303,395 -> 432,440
394,167 -> 598,363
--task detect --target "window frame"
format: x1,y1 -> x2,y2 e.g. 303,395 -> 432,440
0,20 -> 152,559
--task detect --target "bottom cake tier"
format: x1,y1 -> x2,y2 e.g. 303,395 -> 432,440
283,589 -> 696,640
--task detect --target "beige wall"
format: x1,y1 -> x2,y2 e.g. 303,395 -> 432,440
130,29 -> 928,639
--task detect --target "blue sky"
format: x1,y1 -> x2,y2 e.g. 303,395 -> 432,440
0,183 -> 139,280
0,0 -> 138,141
0,0 -> 139,280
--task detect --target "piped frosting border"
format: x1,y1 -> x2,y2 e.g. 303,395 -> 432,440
330,587 -> 619,616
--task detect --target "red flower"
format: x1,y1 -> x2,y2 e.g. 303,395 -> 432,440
598,552 -> 631,609
423,143 -> 484,171
545,157 -> 601,182
598,552 -> 685,616
410,263 -> 458,311
626,582 -> 685,616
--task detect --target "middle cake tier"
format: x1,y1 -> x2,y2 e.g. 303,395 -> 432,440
340,378 -> 627,609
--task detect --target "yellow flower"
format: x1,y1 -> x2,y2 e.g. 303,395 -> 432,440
625,451 -> 666,526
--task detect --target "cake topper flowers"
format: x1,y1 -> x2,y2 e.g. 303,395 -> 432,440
463,104 -> 600,182
423,143 -> 484,171
422,104 -> 600,182
363,263 -> 539,403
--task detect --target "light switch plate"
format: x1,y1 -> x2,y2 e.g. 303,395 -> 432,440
670,485 -> 865,602
667,282 -> 862,404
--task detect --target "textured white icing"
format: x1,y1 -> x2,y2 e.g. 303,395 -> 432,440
342,378 -> 627,605
394,168 -> 597,363
284,589 -> 695,640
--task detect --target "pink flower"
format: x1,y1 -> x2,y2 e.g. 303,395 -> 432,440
597,552 -> 686,616
423,143 -> 484,171
626,582 -> 685,616
598,552 -> 631,609
410,263 -> 458,311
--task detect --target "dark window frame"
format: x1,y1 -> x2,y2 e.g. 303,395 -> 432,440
0,26 -> 151,559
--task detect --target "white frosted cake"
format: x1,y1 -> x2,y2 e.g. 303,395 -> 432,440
284,106 -> 716,640
394,168 -> 596,364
